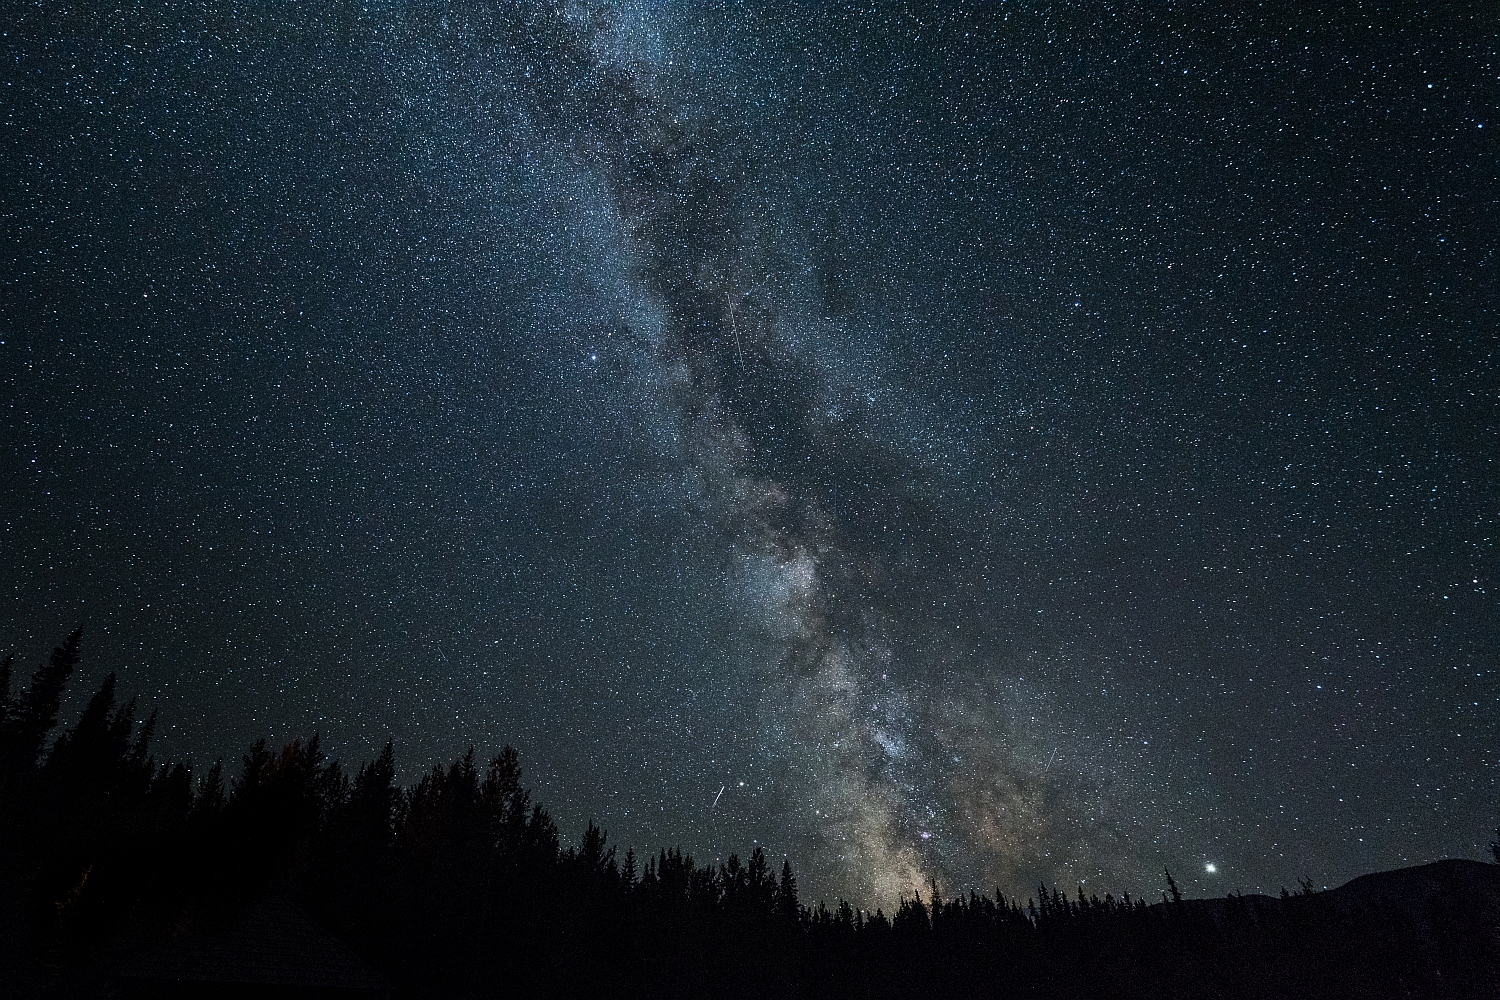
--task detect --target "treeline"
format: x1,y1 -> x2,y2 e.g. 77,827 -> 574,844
1,632 -> 1495,999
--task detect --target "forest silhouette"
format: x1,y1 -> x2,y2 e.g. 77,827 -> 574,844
2,631 -> 1496,998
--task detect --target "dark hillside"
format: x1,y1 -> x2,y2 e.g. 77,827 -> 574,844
1176,858 -> 1500,927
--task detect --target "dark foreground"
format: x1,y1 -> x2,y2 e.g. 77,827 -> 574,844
3,634 -> 1497,999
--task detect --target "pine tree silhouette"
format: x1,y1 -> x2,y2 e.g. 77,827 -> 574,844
746,846 -> 775,919
192,759 -> 226,822
43,672 -> 130,800
480,745 -> 528,851
0,627 -> 82,779
1165,869 -> 1183,905
346,740 -> 396,852
0,652 -> 13,720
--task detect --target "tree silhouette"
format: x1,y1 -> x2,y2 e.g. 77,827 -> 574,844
0,652 -> 14,719
1,629 -> 1496,1000
776,858 -> 800,926
344,740 -> 396,852
0,627 -> 82,780
1164,869 -> 1183,905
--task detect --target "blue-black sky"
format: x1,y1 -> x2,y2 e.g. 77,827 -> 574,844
3,2 -> 1496,905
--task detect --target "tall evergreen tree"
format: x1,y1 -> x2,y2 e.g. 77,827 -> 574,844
480,745 -> 528,851
1165,869 -> 1183,906
746,847 -> 776,917
776,859 -> 800,925
192,759 -> 226,822
41,671 -> 142,808
347,740 -> 397,851
0,627 -> 82,780
0,652 -> 13,721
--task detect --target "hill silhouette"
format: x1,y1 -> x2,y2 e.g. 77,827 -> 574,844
2,633 -> 1496,999
1177,857 -> 1500,929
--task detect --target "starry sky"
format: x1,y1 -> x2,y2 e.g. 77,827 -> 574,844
3,2 -> 1496,906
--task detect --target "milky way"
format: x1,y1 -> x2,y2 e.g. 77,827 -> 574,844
3,3 -> 1496,906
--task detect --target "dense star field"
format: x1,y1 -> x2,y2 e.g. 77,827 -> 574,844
2,3 -> 1495,907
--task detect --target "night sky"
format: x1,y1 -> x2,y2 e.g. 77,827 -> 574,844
3,2 -> 1496,906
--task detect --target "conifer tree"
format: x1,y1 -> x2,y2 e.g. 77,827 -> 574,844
576,820 -> 613,878
347,740 -> 397,851
43,671 -> 124,794
776,858 -> 799,925
481,745 -> 528,849
193,760 -> 225,822
746,847 -> 775,916
0,627 -> 82,774
0,653 -> 13,720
